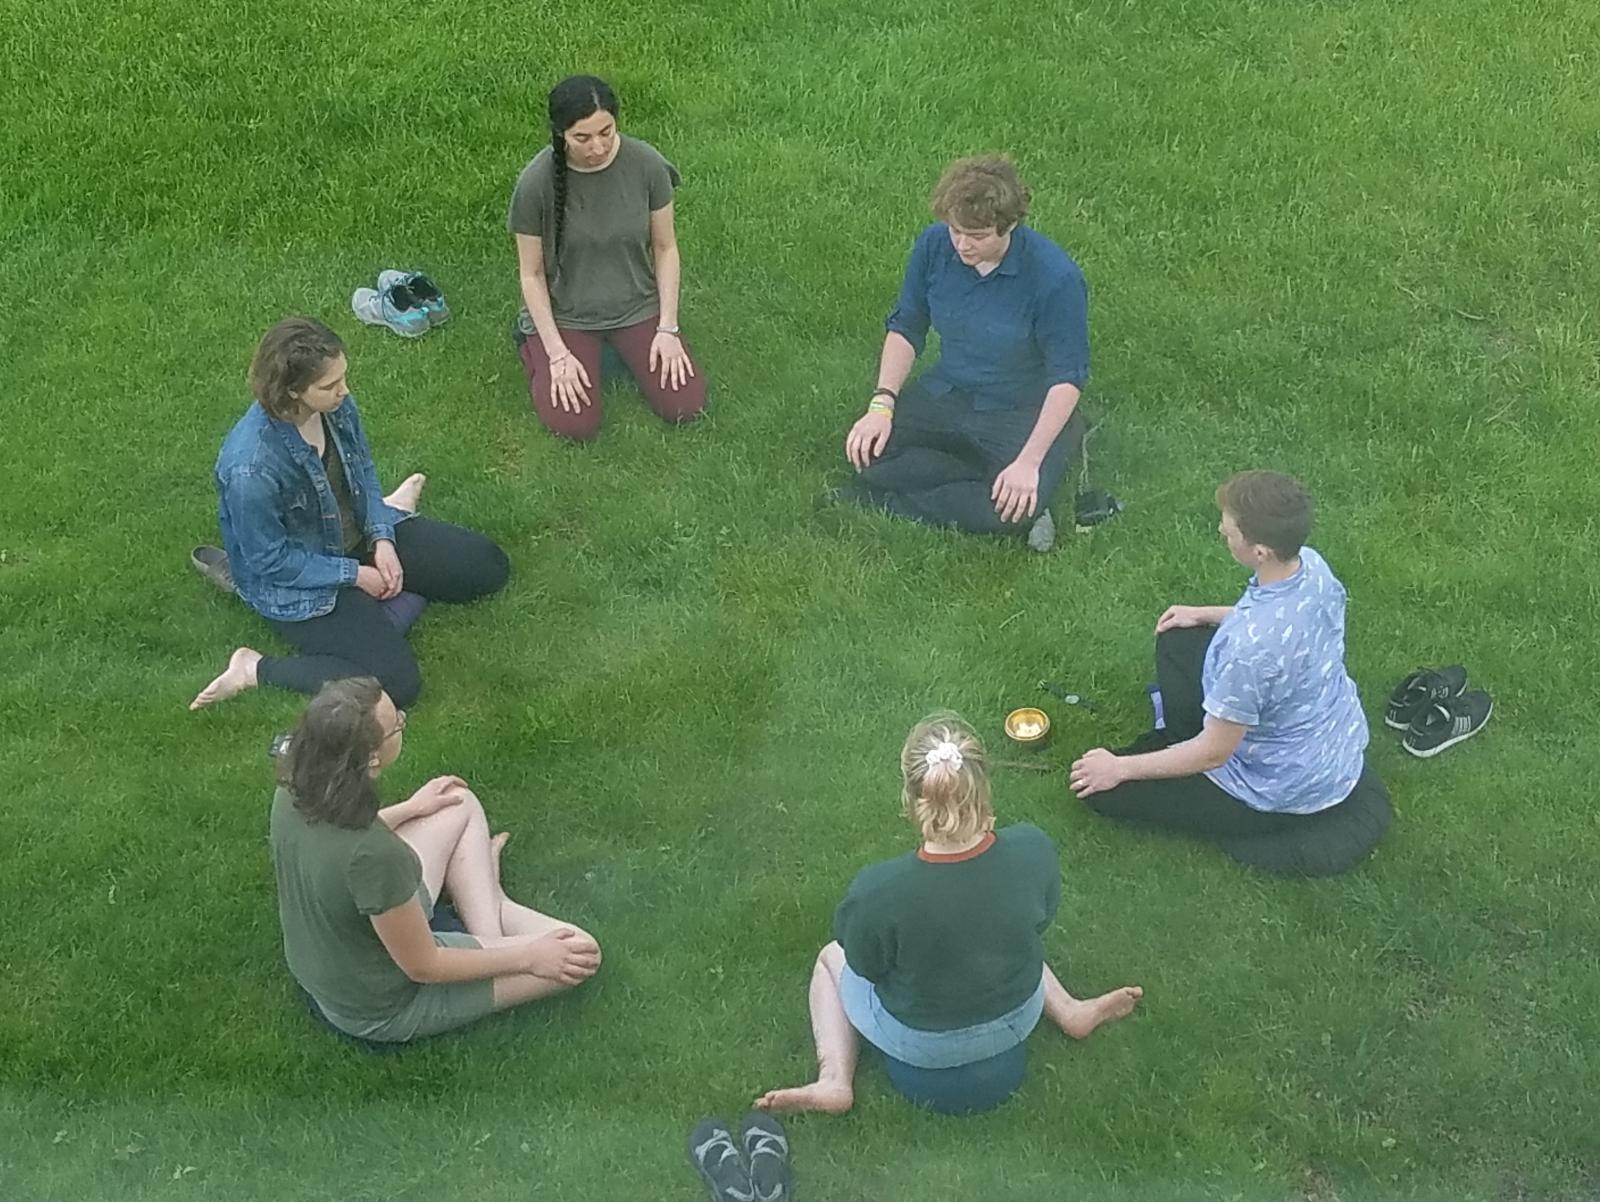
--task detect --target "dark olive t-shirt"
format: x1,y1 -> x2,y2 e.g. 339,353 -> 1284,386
832,823 -> 1061,1031
269,787 -> 425,1031
506,135 -> 679,330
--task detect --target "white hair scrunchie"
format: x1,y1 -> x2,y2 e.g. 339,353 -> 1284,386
924,741 -> 964,773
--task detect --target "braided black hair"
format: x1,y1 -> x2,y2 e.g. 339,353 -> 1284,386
546,75 -> 620,272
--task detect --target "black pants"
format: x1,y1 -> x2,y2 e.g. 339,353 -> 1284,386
853,386 -> 1083,536
1084,626 -> 1375,837
258,516 -> 509,708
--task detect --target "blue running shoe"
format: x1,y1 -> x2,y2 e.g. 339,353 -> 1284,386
379,269 -> 449,328
352,283 -> 429,338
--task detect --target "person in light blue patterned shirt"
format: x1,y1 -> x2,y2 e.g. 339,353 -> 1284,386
1200,544 -> 1367,812
1066,472 -> 1388,874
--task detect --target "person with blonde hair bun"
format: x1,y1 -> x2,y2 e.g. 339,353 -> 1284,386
755,713 -> 1141,1116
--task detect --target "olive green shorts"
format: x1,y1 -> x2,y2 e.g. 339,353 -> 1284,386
355,931 -> 498,1043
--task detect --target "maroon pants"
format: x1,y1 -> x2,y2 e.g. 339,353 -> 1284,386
517,317 -> 707,441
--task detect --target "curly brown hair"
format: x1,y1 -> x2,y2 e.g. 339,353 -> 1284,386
248,316 -> 346,420
930,155 -> 1031,232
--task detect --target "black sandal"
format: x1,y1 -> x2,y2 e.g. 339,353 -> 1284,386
688,1117 -> 753,1202
740,1113 -> 793,1202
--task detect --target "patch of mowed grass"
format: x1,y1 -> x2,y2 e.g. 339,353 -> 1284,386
4,0 -> 1600,1197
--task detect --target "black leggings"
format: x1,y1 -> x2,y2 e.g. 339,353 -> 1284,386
258,516 -> 509,708
1083,626 -> 1380,837
854,387 -> 1083,536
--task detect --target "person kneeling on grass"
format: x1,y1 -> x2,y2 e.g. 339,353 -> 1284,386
754,713 -> 1141,1116
271,678 -> 601,1044
509,74 -> 707,439
1070,471 -> 1381,852
190,317 -> 509,713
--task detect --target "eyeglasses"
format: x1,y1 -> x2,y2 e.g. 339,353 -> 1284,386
382,709 -> 408,741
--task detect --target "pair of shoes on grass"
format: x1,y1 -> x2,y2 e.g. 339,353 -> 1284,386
688,1114 -> 792,1202
1385,666 -> 1492,758
352,269 -> 449,338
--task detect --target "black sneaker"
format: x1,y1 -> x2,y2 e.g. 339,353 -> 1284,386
1384,666 -> 1468,730
1403,690 -> 1493,758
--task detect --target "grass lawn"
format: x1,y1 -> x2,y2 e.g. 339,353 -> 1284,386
4,0 -> 1598,1197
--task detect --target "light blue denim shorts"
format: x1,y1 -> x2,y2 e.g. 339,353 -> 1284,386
837,962 -> 1045,1070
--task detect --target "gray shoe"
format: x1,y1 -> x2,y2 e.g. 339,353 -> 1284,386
190,545 -> 236,594
1026,509 -> 1056,553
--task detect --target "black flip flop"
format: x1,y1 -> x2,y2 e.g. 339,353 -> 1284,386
688,1118 -> 754,1202
740,1113 -> 793,1202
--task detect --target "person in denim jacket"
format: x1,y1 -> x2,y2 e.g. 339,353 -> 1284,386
191,317 -> 508,710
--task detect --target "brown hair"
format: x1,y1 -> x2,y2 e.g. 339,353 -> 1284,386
249,317 -> 346,420
1216,470 -> 1314,561
930,155 -> 1031,232
900,711 -> 995,845
278,677 -> 385,829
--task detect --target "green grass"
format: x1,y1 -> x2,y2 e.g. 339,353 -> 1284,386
3,0 -> 1598,1197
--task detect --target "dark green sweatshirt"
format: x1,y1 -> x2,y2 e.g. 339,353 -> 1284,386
832,823 -> 1061,1031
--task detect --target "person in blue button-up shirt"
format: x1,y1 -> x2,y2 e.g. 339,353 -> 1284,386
190,318 -> 509,712
842,156 -> 1089,546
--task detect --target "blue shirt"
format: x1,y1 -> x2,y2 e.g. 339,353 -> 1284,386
215,397 -> 408,623
1201,548 -> 1369,813
886,223 -> 1089,414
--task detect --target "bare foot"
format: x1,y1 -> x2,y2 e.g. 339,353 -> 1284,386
189,647 -> 263,710
753,1081 -> 853,1115
1055,985 -> 1144,1039
384,473 -> 426,513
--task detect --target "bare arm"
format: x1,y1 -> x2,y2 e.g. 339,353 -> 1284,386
514,233 -> 568,360
1012,382 -> 1081,470
1070,717 -> 1247,798
1116,717 -> 1246,779
874,331 -> 918,396
371,896 -> 536,984
845,332 -> 919,469
649,203 -> 681,328
1154,604 -> 1236,633
370,895 -> 599,987
375,775 -> 467,831
992,381 -> 1082,522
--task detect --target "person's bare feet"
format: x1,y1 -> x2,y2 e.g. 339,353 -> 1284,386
384,473 -> 426,513
1054,985 -> 1144,1039
753,1080 -> 853,1116
189,647 -> 263,710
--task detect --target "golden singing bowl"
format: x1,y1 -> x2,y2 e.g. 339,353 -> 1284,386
1004,707 -> 1052,750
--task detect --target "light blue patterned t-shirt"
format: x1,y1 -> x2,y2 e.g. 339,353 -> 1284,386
1201,547 -> 1368,813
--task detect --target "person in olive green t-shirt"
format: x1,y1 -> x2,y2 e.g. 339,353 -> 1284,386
269,678 -> 602,1043
754,713 -> 1143,1116
509,74 -> 708,442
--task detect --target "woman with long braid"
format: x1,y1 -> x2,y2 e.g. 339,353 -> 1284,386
509,75 -> 707,440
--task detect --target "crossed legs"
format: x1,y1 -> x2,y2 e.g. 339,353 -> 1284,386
392,788 -> 601,1010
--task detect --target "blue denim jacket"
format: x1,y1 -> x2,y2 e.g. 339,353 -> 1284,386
215,396 -> 409,622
